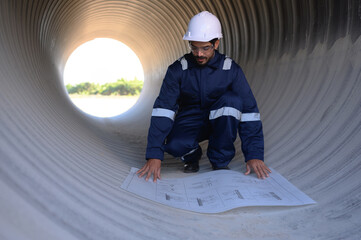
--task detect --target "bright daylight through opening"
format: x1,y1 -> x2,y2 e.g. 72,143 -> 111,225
63,38 -> 144,117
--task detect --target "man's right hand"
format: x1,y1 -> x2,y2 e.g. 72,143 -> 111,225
136,159 -> 162,182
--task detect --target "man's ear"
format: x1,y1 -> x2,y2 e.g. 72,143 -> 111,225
214,39 -> 220,50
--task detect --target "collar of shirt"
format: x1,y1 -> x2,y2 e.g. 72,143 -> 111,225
186,50 -> 222,69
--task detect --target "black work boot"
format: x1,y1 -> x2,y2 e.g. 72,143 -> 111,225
182,147 -> 202,173
212,166 -> 230,171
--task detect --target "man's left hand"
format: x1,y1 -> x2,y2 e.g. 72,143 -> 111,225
245,159 -> 271,179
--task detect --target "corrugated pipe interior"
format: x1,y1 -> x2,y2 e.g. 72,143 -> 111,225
1,1 -> 360,239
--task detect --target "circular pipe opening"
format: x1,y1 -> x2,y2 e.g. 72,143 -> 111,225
63,38 -> 144,118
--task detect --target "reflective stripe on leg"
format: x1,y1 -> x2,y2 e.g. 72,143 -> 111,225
209,107 -> 241,121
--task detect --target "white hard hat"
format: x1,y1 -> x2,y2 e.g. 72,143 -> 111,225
183,11 -> 223,42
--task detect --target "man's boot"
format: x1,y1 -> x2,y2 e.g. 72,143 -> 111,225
182,147 -> 202,173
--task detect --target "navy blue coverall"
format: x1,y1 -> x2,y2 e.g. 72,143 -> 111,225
146,51 -> 264,168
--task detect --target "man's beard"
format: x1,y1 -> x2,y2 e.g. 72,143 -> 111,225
195,56 -> 207,65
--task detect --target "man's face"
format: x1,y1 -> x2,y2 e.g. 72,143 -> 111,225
190,40 -> 219,66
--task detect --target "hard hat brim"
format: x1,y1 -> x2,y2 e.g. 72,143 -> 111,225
183,34 -> 222,42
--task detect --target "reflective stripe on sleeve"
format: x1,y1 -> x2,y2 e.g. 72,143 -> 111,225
152,108 -> 176,120
241,113 -> 261,122
209,107 -> 241,120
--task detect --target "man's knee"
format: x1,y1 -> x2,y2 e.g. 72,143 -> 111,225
211,91 -> 242,111
209,91 -> 243,122
164,137 -> 195,157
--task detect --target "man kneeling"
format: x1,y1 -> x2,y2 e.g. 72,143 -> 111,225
137,11 -> 271,182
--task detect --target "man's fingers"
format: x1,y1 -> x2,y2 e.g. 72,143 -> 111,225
264,166 -> 271,177
157,169 -> 161,180
248,163 -> 260,178
245,164 -> 251,175
152,170 -> 157,182
259,165 -> 271,178
145,170 -> 152,182
246,160 -> 271,179
153,172 -> 158,182
254,166 -> 263,179
259,166 -> 267,179
137,170 -> 144,178
137,166 -> 148,178
153,168 -> 161,182
136,166 -> 143,174
136,168 -> 143,176
137,159 -> 161,182
256,165 -> 270,179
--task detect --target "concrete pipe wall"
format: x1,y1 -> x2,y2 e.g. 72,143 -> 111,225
1,0 -> 360,239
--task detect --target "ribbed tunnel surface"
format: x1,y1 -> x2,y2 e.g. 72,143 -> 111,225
1,0 -> 360,239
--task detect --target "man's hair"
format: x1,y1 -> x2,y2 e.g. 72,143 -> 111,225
209,38 -> 218,45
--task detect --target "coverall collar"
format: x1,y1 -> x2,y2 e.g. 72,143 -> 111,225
188,50 -> 221,69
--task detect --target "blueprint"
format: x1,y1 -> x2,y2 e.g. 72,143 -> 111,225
121,167 -> 316,213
